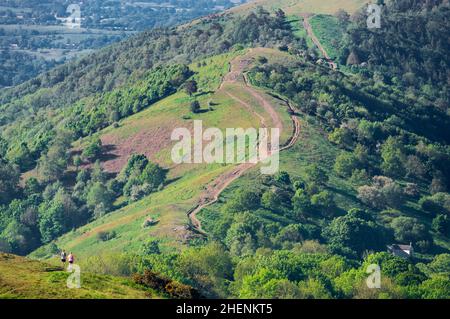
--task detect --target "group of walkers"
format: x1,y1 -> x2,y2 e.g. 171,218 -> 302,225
60,250 -> 75,270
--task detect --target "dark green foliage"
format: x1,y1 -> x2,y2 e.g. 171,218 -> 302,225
0,136 -> 8,157
190,100 -> 201,114
123,154 -> 149,177
342,0 -> 449,103
224,189 -> 261,213
323,209 -> 387,257
86,182 -> 114,212
334,152 -> 359,177
391,216 -> 429,244
140,239 -> 161,255
292,189 -> 313,220
261,189 -> 282,211
432,214 -> 450,236
275,171 -> 291,186
184,80 -> 198,97
133,269 -> 200,299
119,155 -> 167,202
304,164 -> 329,186
310,191 -> 336,217
82,138 -> 103,162
0,159 -> 20,205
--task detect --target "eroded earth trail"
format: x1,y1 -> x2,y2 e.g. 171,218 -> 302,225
188,50 -> 301,234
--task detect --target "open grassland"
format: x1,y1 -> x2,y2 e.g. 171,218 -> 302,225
0,254 -> 155,299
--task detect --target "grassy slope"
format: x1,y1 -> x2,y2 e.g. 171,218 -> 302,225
287,15 -> 315,49
0,254 -> 155,299
308,14 -> 345,60
30,48 -> 294,260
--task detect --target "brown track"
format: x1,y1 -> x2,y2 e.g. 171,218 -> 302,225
187,51 -> 301,234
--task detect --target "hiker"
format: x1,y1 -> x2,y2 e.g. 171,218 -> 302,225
68,252 -> 75,271
60,250 -> 67,266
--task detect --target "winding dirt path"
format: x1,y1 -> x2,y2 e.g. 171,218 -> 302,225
187,51 -> 301,235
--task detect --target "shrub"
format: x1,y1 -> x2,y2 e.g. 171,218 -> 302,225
165,281 -> 201,299
391,217 -> 428,243
133,270 -> 200,299
134,270 -> 170,290
432,214 -> 450,236
97,230 -> 116,242
190,100 -> 201,113
140,238 -> 161,255
82,138 -> 103,161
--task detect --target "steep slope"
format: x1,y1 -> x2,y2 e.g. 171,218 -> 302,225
29,48 -> 295,259
188,48 -> 301,233
0,253 -> 156,299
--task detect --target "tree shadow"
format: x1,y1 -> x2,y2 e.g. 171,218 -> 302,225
195,90 -> 215,97
98,144 -> 119,162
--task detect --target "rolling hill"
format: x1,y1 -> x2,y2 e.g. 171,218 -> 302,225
1,0 -> 449,300
30,47 -> 296,259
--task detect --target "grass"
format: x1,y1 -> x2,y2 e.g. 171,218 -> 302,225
31,48 -> 295,261
287,15 -> 315,48
309,14 -> 345,60
0,254 -> 156,299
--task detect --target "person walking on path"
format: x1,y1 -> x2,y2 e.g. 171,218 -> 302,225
60,250 -> 67,267
68,252 -> 75,271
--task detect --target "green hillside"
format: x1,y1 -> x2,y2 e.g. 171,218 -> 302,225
0,0 -> 449,300
0,253 -> 156,299
29,48 -> 295,260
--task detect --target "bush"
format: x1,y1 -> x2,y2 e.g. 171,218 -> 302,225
140,238 -> 161,255
97,231 -> 117,242
190,100 -> 201,113
82,138 -> 102,162
165,281 -> 201,299
358,176 -> 405,209
432,214 -> 450,236
257,56 -> 268,64
133,270 -> 200,299
134,270 -> 170,290
334,152 -> 359,177
391,217 -> 428,243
